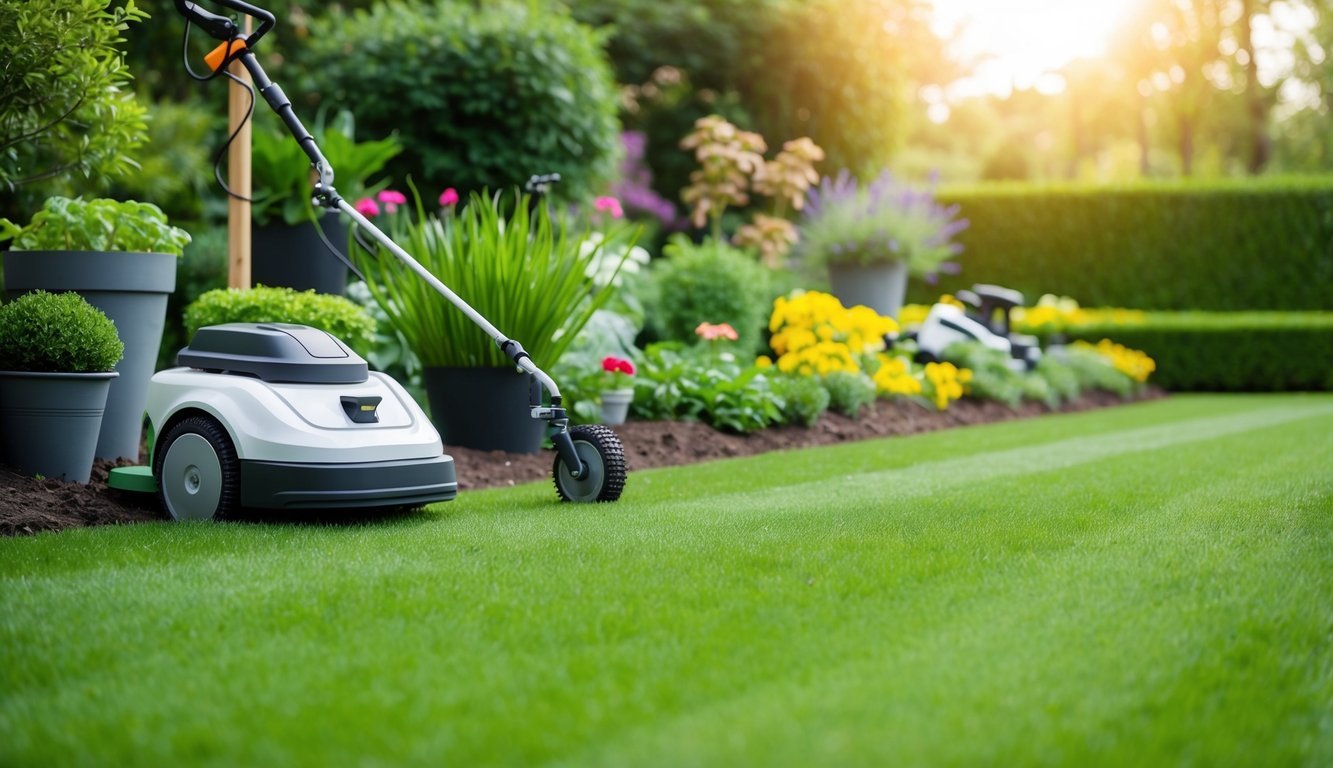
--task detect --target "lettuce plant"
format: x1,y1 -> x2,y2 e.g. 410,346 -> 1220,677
0,197 -> 191,255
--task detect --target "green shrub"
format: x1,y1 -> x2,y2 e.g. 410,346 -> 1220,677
630,342 -> 784,433
0,0 -> 148,197
941,342 -> 1026,408
917,178 -> 1333,310
822,371 -> 876,418
184,286 -> 376,357
1,197 -> 192,255
774,374 -> 830,427
1058,312 -> 1333,392
644,235 -> 772,355
302,0 -> 620,202
0,290 -> 124,373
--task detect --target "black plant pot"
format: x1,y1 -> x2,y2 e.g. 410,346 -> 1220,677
4,250 -> 176,462
423,367 -> 544,454
252,213 -> 350,295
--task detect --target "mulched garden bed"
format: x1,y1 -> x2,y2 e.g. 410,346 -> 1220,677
0,388 -> 1162,537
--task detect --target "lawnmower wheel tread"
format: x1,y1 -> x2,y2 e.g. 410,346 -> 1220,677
154,414 -> 240,521
553,424 -> 627,503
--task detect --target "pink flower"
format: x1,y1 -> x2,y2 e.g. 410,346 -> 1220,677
438,188 -> 460,208
695,322 -> 739,342
354,197 -> 380,218
601,356 -> 636,376
593,196 -> 624,219
377,189 -> 407,213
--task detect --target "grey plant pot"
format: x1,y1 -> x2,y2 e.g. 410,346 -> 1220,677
252,213 -> 350,296
827,260 -> 909,319
4,250 -> 177,462
0,370 -> 118,484
599,388 -> 634,426
423,367 -> 544,453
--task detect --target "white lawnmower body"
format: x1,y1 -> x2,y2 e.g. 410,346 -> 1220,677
146,323 -> 457,520
914,285 -> 1042,372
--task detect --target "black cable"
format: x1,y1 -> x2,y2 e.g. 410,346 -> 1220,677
211,69 -> 257,203
312,214 -> 367,283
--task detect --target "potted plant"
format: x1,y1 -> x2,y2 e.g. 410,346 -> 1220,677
353,188 -> 633,453
0,291 -> 124,483
249,111 -> 401,295
596,355 -> 636,425
796,169 -> 969,319
1,196 -> 190,462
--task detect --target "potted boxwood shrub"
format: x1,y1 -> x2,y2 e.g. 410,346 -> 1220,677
352,189 -> 632,453
0,290 -> 124,484
1,196 -> 189,462
796,170 -> 969,319
249,111 -> 401,295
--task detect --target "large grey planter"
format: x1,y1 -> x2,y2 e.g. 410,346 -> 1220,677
4,250 -> 177,461
0,370 -> 118,484
828,260 -> 909,319
423,367 -> 544,453
252,213 -> 349,296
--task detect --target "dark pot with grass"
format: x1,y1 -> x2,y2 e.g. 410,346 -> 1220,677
0,291 -> 124,484
1,197 -> 189,462
353,188 -> 634,454
249,113 -> 401,296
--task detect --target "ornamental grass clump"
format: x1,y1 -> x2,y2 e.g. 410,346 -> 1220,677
0,290 -> 123,373
353,188 -> 631,369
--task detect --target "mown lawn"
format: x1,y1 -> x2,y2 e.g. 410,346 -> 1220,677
1,394 -> 1329,767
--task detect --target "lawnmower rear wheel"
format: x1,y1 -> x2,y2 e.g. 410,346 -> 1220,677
553,424 -> 626,502
154,414 -> 240,521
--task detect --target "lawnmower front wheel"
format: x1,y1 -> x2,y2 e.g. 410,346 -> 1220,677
553,424 -> 627,502
154,414 -> 240,521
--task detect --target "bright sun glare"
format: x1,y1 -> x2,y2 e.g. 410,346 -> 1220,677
932,0 -> 1143,98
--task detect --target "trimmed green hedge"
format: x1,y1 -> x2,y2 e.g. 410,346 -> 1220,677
1055,312 -> 1333,392
912,178 -> 1333,311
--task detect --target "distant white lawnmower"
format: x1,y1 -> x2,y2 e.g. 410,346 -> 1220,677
912,284 -> 1042,372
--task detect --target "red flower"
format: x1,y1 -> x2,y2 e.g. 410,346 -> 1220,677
601,355 -> 635,376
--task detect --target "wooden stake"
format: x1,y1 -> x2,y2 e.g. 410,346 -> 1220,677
226,16 -> 254,289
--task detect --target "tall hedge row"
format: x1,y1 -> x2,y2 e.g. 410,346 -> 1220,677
909,179 -> 1333,311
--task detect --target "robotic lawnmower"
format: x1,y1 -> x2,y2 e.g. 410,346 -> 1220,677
913,284 -> 1043,372
139,1 -> 627,520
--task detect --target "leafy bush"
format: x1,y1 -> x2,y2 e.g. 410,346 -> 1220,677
630,342 -> 783,433
1056,312 -> 1333,392
0,290 -> 124,373
1,197 -> 192,255
352,189 -> 629,369
184,285 -> 376,357
0,0 -> 148,195
773,374 -> 830,427
822,371 -> 877,418
918,179 -> 1333,310
644,235 -> 772,355
302,0 -> 620,202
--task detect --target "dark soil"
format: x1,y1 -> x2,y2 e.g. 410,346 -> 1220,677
1,389 -> 1162,537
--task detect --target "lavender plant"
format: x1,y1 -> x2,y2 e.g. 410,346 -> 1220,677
796,170 -> 969,281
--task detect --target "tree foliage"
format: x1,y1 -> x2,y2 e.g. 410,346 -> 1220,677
0,0 -> 149,194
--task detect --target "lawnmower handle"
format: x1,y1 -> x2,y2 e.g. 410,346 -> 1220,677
174,0 -> 276,48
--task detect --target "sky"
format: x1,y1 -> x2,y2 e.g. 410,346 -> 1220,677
930,0 -> 1143,98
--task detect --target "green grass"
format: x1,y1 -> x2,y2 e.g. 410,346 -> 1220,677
2,394 -> 1330,766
